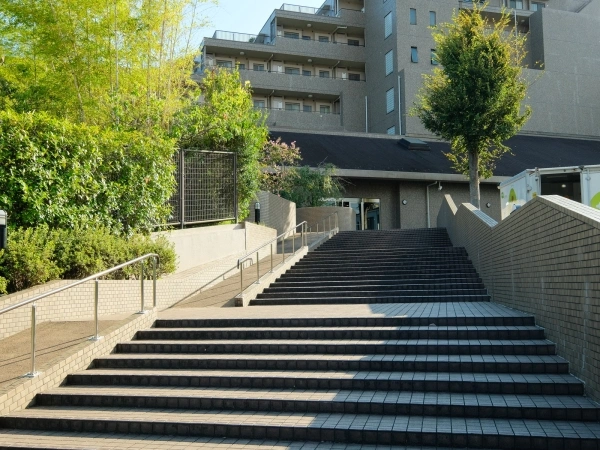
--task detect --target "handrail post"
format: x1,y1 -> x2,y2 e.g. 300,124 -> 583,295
329,216 -> 331,233
138,263 -> 146,314
301,224 -> 305,247
240,262 -> 244,296
282,235 -> 285,262
256,251 -> 260,283
152,257 -> 157,308
270,243 -> 274,273
292,231 -> 295,254
90,279 -> 102,341
25,303 -> 39,378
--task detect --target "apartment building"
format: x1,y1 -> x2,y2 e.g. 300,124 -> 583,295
197,0 -> 600,139
196,0 -> 600,230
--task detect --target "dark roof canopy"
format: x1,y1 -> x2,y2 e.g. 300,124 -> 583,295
270,131 -> 600,177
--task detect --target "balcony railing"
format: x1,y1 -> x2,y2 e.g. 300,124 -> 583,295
280,3 -> 364,16
211,30 -> 273,45
254,106 -> 341,115
280,34 -> 365,47
280,3 -> 335,16
196,63 -> 366,82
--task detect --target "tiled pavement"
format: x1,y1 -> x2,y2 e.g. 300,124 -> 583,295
1,229 -> 599,449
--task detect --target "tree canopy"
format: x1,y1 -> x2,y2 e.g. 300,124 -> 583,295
413,2 -> 531,207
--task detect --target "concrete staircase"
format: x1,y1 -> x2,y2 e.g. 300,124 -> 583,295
1,229 -> 600,449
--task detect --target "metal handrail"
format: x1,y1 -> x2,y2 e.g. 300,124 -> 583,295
0,253 -> 160,378
307,211 -> 339,234
236,221 -> 308,299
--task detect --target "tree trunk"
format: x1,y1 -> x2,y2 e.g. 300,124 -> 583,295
468,150 -> 480,208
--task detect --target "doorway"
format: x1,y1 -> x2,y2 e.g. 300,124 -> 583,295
328,198 -> 381,230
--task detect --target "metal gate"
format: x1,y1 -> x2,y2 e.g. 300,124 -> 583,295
167,150 -> 237,227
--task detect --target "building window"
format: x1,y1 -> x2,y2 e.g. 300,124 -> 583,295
430,11 -> 437,26
284,31 -> 300,39
216,60 -> 232,68
302,35 -> 311,40
253,63 -> 265,71
253,100 -> 265,109
386,88 -> 395,113
431,49 -> 438,65
531,2 -> 545,10
237,63 -> 245,70
318,36 -> 330,42
384,12 -> 392,38
385,50 -> 393,76
411,47 -> 418,63
349,73 -> 361,81
387,126 -> 396,135
320,105 -> 331,114
410,8 -> 417,25
509,0 -> 524,9
348,39 -> 360,46
319,70 -> 330,78
302,70 -> 312,76
285,103 -> 301,111
303,105 -> 312,112
285,67 -> 300,75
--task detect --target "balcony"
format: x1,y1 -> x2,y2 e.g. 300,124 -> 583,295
211,31 -> 274,45
275,3 -> 365,28
203,32 -> 365,66
258,106 -> 344,131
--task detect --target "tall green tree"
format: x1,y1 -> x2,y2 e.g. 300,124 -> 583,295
413,2 -> 531,208
0,0 -> 212,133
173,68 -> 268,219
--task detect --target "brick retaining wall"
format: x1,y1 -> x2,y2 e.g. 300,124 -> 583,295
438,194 -> 600,400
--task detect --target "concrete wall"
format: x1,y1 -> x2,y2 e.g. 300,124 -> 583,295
0,222 -> 277,341
342,178 -> 500,230
438,194 -> 600,401
246,191 -> 296,235
297,206 -> 355,232
154,224 -> 246,273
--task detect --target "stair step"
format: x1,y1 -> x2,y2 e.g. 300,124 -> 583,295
154,312 -> 537,328
116,338 -> 554,355
94,353 -> 569,374
135,326 -> 546,341
36,387 -> 600,421
257,289 -> 489,299
4,407 -> 600,447
66,370 -> 583,395
273,276 -> 484,286
250,294 -> 492,305
263,283 -> 488,292
0,430 -> 498,450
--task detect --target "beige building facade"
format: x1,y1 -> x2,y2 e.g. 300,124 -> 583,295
197,0 -> 600,139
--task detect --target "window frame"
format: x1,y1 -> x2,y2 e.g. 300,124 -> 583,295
384,12 -> 392,39
429,11 -> 436,27
411,47 -> 419,63
385,50 -> 393,76
386,88 -> 395,114
409,8 -> 417,25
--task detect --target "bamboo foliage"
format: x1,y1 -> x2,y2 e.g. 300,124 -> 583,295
0,0 -> 213,133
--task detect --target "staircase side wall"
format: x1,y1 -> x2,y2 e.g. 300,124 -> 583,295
438,194 -> 600,401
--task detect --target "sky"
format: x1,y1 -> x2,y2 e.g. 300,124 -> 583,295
200,0 -> 327,40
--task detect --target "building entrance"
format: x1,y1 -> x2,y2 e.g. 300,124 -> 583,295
327,198 -> 381,230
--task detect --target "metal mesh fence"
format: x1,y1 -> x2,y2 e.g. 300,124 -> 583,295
167,150 -> 237,226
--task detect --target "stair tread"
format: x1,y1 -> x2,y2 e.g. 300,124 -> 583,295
0,430 -> 489,450
41,386 -> 600,408
141,326 -> 543,332
6,407 -> 600,438
122,338 -> 552,345
73,369 -> 580,383
98,353 -> 566,362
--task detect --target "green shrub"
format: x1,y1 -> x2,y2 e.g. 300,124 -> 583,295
0,225 -> 176,293
0,225 -> 62,292
0,110 -> 176,233
0,275 -> 8,295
